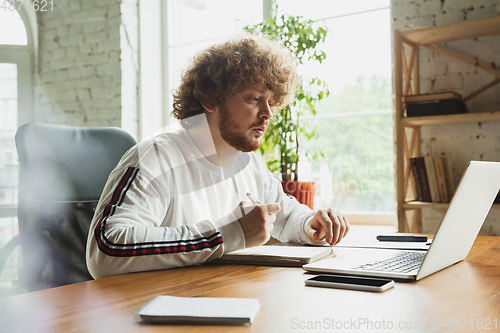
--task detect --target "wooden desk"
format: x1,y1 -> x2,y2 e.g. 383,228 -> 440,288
1,236 -> 499,332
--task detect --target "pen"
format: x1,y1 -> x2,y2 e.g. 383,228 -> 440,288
246,192 -> 261,205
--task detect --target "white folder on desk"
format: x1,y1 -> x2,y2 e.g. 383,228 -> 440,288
135,295 -> 260,325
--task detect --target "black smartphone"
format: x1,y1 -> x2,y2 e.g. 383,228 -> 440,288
305,275 -> 395,292
376,233 -> 428,242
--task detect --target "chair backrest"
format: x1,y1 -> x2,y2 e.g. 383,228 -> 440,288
15,123 -> 137,291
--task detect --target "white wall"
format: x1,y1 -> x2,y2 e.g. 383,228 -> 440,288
34,0 -> 139,138
391,0 -> 500,234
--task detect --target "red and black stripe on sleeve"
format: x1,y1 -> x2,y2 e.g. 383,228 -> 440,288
94,167 -> 223,257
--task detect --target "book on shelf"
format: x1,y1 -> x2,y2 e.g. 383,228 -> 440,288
434,157 -> 450,202
441,157 -> 454,200
215,245 -> 334,267
406,99 -> 467,117
409,156 -> 454,203
424,156 -> 441,202
410,157 -> 432,202
409,158 -> 423,201
404,91 -> 467,117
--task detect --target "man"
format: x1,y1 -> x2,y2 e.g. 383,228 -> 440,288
86,35 -> 349,279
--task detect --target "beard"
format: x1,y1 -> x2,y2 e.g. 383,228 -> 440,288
218,104 -> 264,153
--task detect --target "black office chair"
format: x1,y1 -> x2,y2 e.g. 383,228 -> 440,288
0,123 -> 136,292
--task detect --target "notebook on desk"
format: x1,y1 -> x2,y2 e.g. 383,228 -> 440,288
304,161 -> 500,281
135,295 -> 260,325
217,245 -> 334,266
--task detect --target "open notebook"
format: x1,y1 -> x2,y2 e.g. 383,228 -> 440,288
216,245 -> 334,266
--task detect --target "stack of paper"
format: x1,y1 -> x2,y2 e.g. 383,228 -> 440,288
135,295 -> 260,325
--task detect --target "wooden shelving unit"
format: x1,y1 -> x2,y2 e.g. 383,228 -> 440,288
394,16 -> 500,233
401,111 -> 500,127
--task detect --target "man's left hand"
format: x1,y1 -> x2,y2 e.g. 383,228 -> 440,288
306,209 -> 350,245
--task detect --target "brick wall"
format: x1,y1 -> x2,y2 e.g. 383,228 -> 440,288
391,0 -> 500,234
35,0 -> 138,138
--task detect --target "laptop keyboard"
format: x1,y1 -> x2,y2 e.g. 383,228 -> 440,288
353,251 -> 426,273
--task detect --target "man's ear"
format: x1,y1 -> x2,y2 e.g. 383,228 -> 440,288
201,102 -> 215,113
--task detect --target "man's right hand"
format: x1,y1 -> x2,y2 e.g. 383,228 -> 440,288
232,201 -> 281,248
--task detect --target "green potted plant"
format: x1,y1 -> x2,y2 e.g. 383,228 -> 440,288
244,2 -> 329,208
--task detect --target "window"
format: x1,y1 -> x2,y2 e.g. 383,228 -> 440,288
276,0 -> 395,224
0,7 -> 33,294
0,63 -> 19,207
0,9 -> 27,45
139,0 -> 263,138
149,0 -> 395,224
164,0 -> 263,123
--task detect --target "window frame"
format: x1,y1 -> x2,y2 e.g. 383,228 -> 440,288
0,5 -> 34,218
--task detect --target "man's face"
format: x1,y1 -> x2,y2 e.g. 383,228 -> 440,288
218,84 -> 275,152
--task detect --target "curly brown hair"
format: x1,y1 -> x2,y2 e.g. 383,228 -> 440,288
171,35 -> 298,126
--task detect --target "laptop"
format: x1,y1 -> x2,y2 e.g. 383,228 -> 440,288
303,161 -> 500,281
